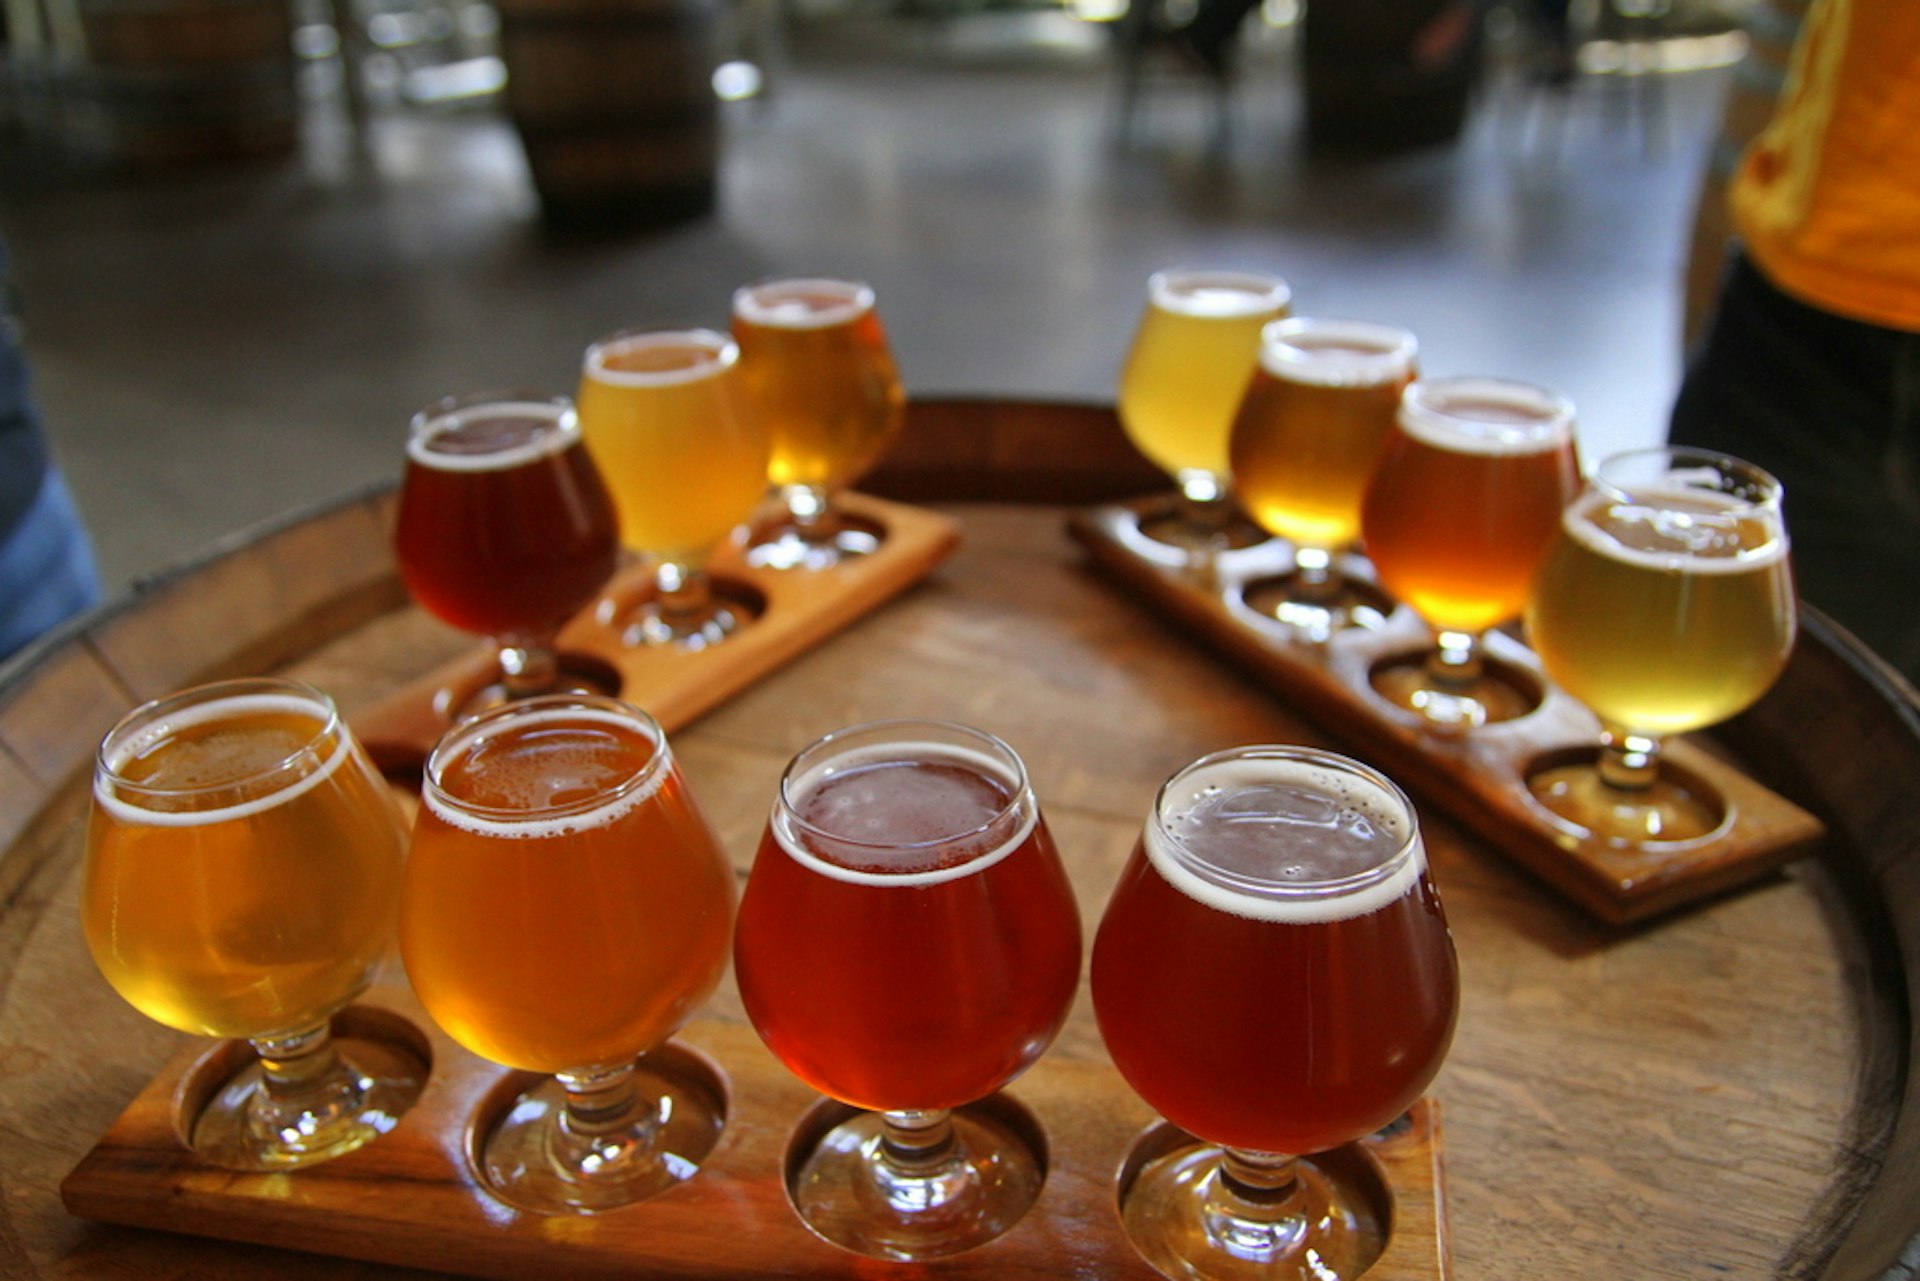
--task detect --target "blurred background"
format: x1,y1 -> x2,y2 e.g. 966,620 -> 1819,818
0,0 -> 1756,590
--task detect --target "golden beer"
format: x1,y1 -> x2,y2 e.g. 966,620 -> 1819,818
1229,317 -> 1416,552
731,278 -> 904,493
1360,379 -> 1580,634
577,330 -> 769,561
83,687 -> 407,1040
1527,486 -> 1795,735
401,700 -> 735,1075
1118,269 -> 1292,490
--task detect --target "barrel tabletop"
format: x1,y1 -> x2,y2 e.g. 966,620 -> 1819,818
2,399 -> 1915,1280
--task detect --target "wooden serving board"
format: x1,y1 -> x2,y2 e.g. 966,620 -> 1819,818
1068,498 -> 1827,926
59,987 -> 1450,1280
352,490 -> 960,772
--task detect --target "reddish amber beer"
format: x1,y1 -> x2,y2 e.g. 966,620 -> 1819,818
395,392 -> 619,701
733,719 -> 1081,1259
402,695 -> 734,1213
1092,746 -> 1457,1280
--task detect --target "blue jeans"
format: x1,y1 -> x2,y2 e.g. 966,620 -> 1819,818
0,468 -> 101,662
1670,253 -> 1920,683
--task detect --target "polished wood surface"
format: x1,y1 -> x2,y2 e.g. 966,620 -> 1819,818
3,399 -> 1916,1279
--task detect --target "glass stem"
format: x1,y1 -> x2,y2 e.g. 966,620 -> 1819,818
879,1108 -> 958,1172
1598,726 -> 1663,792
247,1022 -> 364,1146
1205,1148 -> 1309,1258
654,560 -> 713,628
785,484 -> 835,538
496,638 -> 558,698
1292,545 -> 1338,601
553,1063 -> 653,1174
1427,629 -> 1484,688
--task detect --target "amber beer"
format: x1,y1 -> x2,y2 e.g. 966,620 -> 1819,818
1091,747 -> 1457,1157
401,699 -> 735,1074
1360,377 -> 1580,635
84,684 -> 406,1040
731,278 -> 905,494
576,330 -> 769,562
1229,317 -> 1417,554
395,394 -> 619,642
733,725 -> 1082,1112
1118,269 -> 1292,491
1527,484 -> 1795,735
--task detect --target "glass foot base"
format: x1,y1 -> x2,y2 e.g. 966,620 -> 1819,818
745,520 -> 883,571
1369,655 -> 1541,729
785,1101 -> 1046,1260
476,1050 -> 727,1215
1528,761 -> 1727,846
1119,1140 -> 1386,1281
189,1036 -> 425,1172
1242,574 -> 1394,642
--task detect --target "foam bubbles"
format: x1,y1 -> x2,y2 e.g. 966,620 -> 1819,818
1150,269 -> 1292,320
407,400 -> 579,473
1259,318 -> 1417,388
423,705 -> 668,840
733,279 -> 874,330
1397,377 -> 1573,458
1566,486 -> 1789,574
584,330 -> 737,389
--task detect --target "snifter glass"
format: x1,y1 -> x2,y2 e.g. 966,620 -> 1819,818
577,328 -> 772,649
1360,376 -> 1581,729
401,695 -> 736,1214
81,677 -> 422,1170
1118,268 -> 1292,558
733,719 -> 1082,1259
1227,316 -> 1417,639
1092,745 -> 1458,1281
395,390 -> 621,713
1525,447 -> 1797,845
732,277 -> 906,570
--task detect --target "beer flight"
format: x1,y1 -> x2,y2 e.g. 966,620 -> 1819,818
73,266 -> 1791,1279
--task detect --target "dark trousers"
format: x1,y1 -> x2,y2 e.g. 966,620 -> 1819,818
1670,253 -> 1920,683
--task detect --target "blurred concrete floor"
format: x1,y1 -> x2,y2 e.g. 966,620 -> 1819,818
0,12 -> 1733,592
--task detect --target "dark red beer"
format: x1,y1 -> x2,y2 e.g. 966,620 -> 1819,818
734,725 -> 1082,1113
394,395 -> 619,642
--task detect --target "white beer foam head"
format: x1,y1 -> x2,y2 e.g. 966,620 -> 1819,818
1149,268 -> 1292,319
1259,317 -> 1418,387
95,691 -> 349,827
1144,753 -> 1424,924
406,398 -> 580,472
771,739 -> 1038,888
1566,485 -> 1790,574
584,329 -> 738,388
423,703 -> 670,840
1398,375 -> 1574,457
732,278 -> 875,330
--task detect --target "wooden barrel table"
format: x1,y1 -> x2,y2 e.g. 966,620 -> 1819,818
2,399 -> 1916,1279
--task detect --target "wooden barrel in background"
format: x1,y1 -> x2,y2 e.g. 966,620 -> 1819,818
72,0 -> 300,169
494,0 -> 723,235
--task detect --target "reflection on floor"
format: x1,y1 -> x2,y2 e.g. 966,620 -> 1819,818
0,10 -> 1733,589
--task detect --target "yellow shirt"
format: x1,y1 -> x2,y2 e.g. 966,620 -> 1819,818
1732,0 -> 1920,330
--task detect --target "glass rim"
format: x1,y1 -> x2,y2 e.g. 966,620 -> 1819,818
1149,744 -> 1422,901
95,676 -> 342,800
582,327 -> 739,386
1399,374 -> 1575,448
422,693 -> 672,824
1590,445 -> 1784,512
775,717 -> 1032,854
1258,315 -> 1418,385
1148,267 -> 1292,314
731,275 -> 876,312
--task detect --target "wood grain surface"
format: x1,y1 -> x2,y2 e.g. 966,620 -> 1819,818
2,400 -> 1915,1280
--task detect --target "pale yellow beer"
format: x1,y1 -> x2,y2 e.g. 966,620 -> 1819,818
1527,485 -> 1795,735
577,329 -> 769,562
83,686 -> 407,1040
731,278 -> 904,494
1118,269 -> 1292,493
1228,317 -> 1416,552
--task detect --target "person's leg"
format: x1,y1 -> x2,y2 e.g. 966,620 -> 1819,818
0,466 -> 102,661
1670,254 -> 1920,681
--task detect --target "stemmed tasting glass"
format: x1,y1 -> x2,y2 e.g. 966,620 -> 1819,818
1359,376 -> 1581,728
1118,268 -> 1292,556
82,677 -> 423,1170
1227,316 -> 1418,639
733,719 -> 1082,1259
395,390 -> 621,715
731,277 -> 906,570
1525,447 -> 1796,844
401,694 -> 735,1214
576,328 -> 771,649
1092,745 -> 1459,1281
